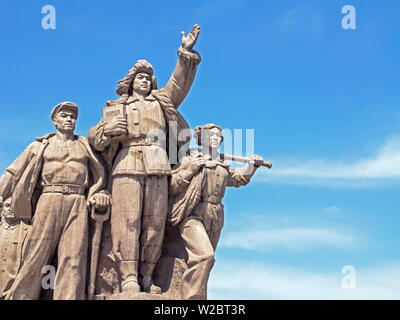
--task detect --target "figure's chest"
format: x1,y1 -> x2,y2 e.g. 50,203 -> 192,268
127,101 -> 164,122
204,165 -> 229,190
0,226 -> 19,253
43,141 -> 88,164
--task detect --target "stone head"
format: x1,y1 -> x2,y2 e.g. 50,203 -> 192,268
51,102 -> 78,134
116,60 -> 158,97
1,197 -> 15,222
194,123 -> 223,150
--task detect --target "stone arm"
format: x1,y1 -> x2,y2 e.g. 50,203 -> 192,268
227,165 -> 257,188
88,120 -> 111,152
82,137 -> 111,214
163,46 -> 201,109
169,156 -> 194,197
0,143 -> 36,200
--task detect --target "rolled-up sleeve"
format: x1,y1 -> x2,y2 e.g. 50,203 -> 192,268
226,167 -> 253,188
88,120 -> 112,152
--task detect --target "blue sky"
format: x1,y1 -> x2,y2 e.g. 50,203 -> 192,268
1,0 -> 400,299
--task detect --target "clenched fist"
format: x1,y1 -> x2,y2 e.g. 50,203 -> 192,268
89,193 -> 111,213
250,154 -> 264,168
187,154 -> 206,176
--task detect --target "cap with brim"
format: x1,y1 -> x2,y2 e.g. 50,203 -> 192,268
51,102 -> 78,120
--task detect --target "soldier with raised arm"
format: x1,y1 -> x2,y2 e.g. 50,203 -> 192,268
88,24 -> 201,294
169,124 -> 264,300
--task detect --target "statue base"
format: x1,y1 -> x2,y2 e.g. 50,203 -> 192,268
106,292 -> 167,300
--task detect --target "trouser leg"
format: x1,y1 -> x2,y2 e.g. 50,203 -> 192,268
53,195 -> 88,300
180,218 -> 215,300
139,175 -> 168,283
7,194 -> 65,300
209,228 -> 222,252
111,175 -> 143,289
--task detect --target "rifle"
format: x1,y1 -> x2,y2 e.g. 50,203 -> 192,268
221,154 -> 272,168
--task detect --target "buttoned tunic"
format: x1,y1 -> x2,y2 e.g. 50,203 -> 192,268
111,94 -> 171,176
88,47 -> 201,286
170,153 -> 252,235
169,152 -> 253,300
0,219 -> 30,299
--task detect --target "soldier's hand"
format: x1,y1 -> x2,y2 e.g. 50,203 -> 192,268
104,116 -> 128,137
250,154 -> 264,168
187,155 -> 205,175
181,24 -> 200,51
89,193 -> 111,213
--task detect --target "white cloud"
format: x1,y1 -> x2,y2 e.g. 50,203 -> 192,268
322,206 -> 339,213
276,5 -> 325,36
208,261 -> 400,299
256,135 -> 400,187
220,212 -> 364,252
220,227 -> 358,251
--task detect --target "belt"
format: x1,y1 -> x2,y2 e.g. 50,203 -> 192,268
200,195 -> 222,205
121,139 -> 153,148
42,185 -> 85,195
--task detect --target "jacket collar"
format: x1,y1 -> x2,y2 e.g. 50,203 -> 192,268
126,93 -> 157,105
0,219 -> 19,230
198,150 -> 230,168
35,133 -> 80,143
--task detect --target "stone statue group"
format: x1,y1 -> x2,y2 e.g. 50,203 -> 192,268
0,24 -> 268,300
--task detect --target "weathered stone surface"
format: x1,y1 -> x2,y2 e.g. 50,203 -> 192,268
0,102 -> 111,300
0,23 -> 270,300
88,24 -> 201,299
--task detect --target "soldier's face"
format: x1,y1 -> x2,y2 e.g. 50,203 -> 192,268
208,128 -> 223,149
2,200 -> 12,220
53,110 -> 76,133
133,72 -> 152,95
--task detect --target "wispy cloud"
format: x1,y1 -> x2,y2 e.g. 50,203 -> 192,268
275,5 -> 325,36
208,261 -> 400,299
220,212 -> 363,252
221,227 -> 358,251
256,135 -> 400,188
322,206 -> 340,213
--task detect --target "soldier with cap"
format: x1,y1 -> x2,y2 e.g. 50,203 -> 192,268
169,123 -> 264,300
0,102 -> 110,300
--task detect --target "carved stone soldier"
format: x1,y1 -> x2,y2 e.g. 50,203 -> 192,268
0,197 -> 31,299
0,102 -> 110,300
88,25 -> 201,294
169,124 -> 264,300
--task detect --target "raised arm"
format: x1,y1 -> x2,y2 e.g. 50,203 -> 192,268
163,24 -> 201,109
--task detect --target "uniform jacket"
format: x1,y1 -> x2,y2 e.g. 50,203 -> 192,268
0,219 -> 31,299
88,47 -> 201,176
0,133 -> 107,219
168,149 -> 253,226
